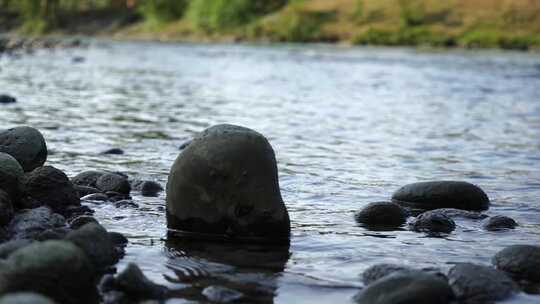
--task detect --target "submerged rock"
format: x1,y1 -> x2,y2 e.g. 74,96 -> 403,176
0,95 -> 17,104
202,286 -> 243,303
392,181 -> 489,211
166,124 -> 290,242
483,215 -> 518,231
0,152 -> 25,201
131,180 -> 163,197
448,263 -> 518,303
71,170 -> 106,188
65,222 -> 119,271
362,264 -> 416,285
354,271 -> 455,304
493,245 -> 540,283
0,240 -> 98,304
0,126 -> 47,172
411,210 -> 456,234
25,166 -> 80,213
7,206 -> 66,240
107,263 -> 168,300
96,173 -> 131,195
100,148 -> 124,155
355,202 -> 408,228
0,190 -> 14,226
0,293 -> 56,304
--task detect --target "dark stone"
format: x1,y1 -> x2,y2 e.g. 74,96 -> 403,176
483,215 -> 518,231
68,215 -> 98,229
202,286 -> 243,303
493,245 -> 540,283
71,170 -> 106,188
178,139 -> 192,150
0,126 -> 47,172
353,271 -> 455,304
81,193 -> 109,202
362,264 -> 416,285
113,263 -> 168,300
411,210 -> 456,234
96,173 -> 131,195
141,181 -> 163,197
0,190 -> 14,226
37,227 -> 71,241
0,293 -> 56,304
448,263 -> 518,303
392,181 -> 489,211
0,240 -> 98,304
0,239 -> 32,259
113,200 -> 138,208
166,124 -> 290,243
108,231 -> 128,246
100,148 -> 124,155
0,152 -> 25,202
0,95 -> 16,104
355,202 -> 408,228
8,206 -> 66,240
65,223 -> 119,271
25,166 -> 80,213
75,185 -> 101,198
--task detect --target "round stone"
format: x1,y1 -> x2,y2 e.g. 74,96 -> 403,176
0,126 -> 47,172
392,181 -> 489,211
166,124 -> 290,243
411,210 -> 456,234
0,152 -> 25,201
25,166 -> 80,213
492,245 -> 540,283
483,215 -> 518,231
355,202 -> 408,228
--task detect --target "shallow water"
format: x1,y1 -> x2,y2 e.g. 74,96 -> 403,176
1,41 -> 540,303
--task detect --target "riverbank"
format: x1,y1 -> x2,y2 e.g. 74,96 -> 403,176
1,0 -> 540,50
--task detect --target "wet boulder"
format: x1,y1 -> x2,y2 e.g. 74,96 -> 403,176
353,270 -> 455,304
0,239 -> 32,259
392,181 -> 489,211
100,148 -> 124,155
0,293 -> 56,304
25,166 -> 80,213
96,173 -> 131,195
493,245 -> 540,283
411,210 -> 456,234
362,264 -> 416,285
0,240 -> 99,304
71,170 -> 106,188
0,190 -> 14,227
0,126 -> 47,172
65,223 -> 119,271
7,206 -> 66,240
0,95 -> 17,104
483,215 -> 518,231
0,152 -> 25,201
355,202 -> 408,228
448,263 -> 518,303
166,124 -> 290,242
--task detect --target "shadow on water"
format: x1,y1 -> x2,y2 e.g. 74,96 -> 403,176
164,237 -> 290,303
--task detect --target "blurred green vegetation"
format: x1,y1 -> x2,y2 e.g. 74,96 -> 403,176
0,0 -> 539,50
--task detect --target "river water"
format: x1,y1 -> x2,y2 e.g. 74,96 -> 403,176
1,41 -> 540,303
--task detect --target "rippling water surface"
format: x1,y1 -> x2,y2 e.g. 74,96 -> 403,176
1,41 -> 540,303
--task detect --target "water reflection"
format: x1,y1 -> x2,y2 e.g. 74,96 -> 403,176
164,238 -> 290,303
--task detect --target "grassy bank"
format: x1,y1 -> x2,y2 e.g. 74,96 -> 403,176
2,0 -> 540,50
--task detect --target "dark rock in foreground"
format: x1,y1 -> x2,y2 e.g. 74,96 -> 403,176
0,239 -> 32,259
0,190 -> 14,227
25,166 -> 80,213
362,264 -> 416,285
448,263 -> 518,303
0,240 -> 99,304
483,215 -> 518,231
392,181 -> 489,211
0,95 -> 16,104
0,293 -> 56,304
355,202 -> 408,228
0,126 -> 47,172
354,270 -> 455,304
493,245 -> 540,283
96,173 -> 131,195
7,206 -> 66,240
100,263 -> 168,301
65,222 -> 119,271
411,210 -> 456,234
166,124 -> 290,243
0,152 -> 25,202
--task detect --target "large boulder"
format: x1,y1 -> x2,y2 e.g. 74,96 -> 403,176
448,263 -> 518,303
0,240 -> 99,304
392,181 -> 489,211
0,190 -> 14,227
7,206 -> 66,240
353,271 -> 455,304
492,245 -> 540,283
166,124 -> 290,242
0,152 -> 25,201
25,166 -> 80,213
0,126 -> 47,172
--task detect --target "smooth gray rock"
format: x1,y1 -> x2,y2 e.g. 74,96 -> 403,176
0,126 -> 47,172
0,240 -> 98,304
65,223 -> 118,271
0,190 -> 14,226
448,263 -> 518,303
7,206 -> 66,240
202,286 -> 243,303
411,210 -> 456,234
114,263 -> 168,300
25,166 -> 80,213
354,271 -> 455,304
355,202 -> 408,228
392,181 -> 489,211
0,152 -> 25,201
0,293 -> 56,304
71,170 -> 106,188
166,124 -> 290,242
483,215 -> 518,231
362,264 -> 416,285
0,239 -> 32,259
493,245 -> 540,283
96,173 -> 131,195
